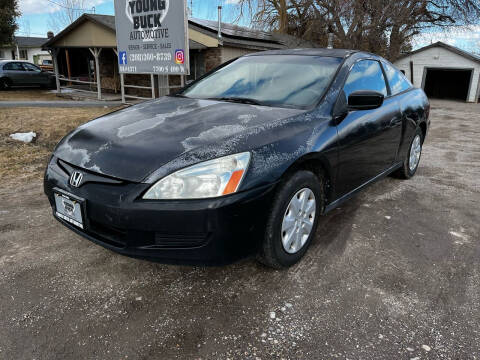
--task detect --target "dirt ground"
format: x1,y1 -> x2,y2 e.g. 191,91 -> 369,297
0,99 -> 479,359
0,107 -> 120,183
0,89 -> 65,101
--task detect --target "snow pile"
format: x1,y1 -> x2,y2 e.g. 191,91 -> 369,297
9,132 -> 36,143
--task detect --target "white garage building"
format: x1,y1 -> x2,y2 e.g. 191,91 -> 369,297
394,41 -> 480,103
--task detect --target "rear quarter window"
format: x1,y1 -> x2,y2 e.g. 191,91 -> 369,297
383,61 -> 412,95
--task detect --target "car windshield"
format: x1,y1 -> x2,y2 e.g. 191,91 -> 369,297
181,55 -> 342,108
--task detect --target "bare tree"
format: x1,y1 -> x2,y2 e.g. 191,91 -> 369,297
19,18 -> 30,36
47,0 -> 92,33
233,0 -> 480,60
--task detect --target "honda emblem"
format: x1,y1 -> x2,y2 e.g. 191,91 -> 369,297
70,171 -> 83,188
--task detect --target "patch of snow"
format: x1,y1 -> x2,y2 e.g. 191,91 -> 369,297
9,132 -> 36,143
385,216 -> 391,220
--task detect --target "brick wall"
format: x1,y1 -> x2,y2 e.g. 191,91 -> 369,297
204,47 -> 222,73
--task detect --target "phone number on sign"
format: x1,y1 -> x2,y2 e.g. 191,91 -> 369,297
129,53 -> 172,62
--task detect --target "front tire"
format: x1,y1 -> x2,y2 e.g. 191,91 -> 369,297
396,127 -> 423,179
258,170 -> 324,269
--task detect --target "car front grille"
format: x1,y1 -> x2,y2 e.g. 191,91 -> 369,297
86,219 -> 128,248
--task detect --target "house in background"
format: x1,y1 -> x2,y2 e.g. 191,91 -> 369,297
0,36 -> 52,65
394,41 -> 480,103
42,13 -> 309,101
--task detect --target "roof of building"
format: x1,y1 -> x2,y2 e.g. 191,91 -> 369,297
2,36 -> 49,48
86,14 -> 116,31
397,41 -> 480,64
43,13 -> 295,50
247,48 -> 357,57
189,17 -> 278,43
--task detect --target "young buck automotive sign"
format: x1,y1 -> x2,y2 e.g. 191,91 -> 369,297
114,0 -> 190,75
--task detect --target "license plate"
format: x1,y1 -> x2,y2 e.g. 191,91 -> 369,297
54,191 -> 84,229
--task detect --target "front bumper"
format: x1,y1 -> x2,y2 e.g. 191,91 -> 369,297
44,158 -> 277,265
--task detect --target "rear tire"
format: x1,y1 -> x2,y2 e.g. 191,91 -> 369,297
258,170 -> 324,269
395,127 -> 423,179
0,78 -> 11,90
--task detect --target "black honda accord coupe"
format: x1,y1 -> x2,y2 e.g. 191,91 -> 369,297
44,48 -> 430,268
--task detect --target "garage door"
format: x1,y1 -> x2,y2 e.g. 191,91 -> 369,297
424,68 -> 472,101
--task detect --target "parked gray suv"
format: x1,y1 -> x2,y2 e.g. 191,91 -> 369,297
0,60 -> 56,90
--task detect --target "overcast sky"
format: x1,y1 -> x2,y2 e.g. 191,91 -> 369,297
15,0 -> 480,54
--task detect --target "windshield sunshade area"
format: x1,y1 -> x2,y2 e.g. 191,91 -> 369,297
181,55 -> 343,108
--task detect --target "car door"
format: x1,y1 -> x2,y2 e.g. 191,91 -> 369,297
2,62 -> 28,85
21,62 -> 48,85
335,59 -> 402,196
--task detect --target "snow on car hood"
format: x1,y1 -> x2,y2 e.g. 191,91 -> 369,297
54,96 -> 304,182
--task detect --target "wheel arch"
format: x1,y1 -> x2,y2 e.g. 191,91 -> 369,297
280,152 -> 334,207
419,121 -> 427,143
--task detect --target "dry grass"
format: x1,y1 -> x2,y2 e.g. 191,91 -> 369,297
0,107 -> 122,183
0,89 -> 65,101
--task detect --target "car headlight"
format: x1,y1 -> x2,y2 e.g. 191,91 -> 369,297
143,152 -> 251,199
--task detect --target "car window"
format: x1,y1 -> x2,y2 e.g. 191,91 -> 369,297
3,62 -> 25,71
182,55 -> 343,108
22,63 -> 42,72
382,61 -> 412,95
343,60 -> 388,98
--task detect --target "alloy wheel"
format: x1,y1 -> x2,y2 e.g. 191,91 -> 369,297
409,134 -> 422,172
281,188 -> 316,254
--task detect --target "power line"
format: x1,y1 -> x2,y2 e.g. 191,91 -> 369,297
44,0 -> 92,11
15,31 -> 48,36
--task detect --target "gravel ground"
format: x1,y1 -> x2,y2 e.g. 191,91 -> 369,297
0,99 -> 479,359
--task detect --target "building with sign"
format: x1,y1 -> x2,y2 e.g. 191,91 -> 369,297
42,13 -> 306,101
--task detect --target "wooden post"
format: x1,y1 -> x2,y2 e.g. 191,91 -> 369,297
120,73 -> 125,104
50,49 -> 61,94
158,75 -> 168,97
65,49 -> 72,86
89,47 -> 102,100
113,48 -> 118,94
150,74 -> 155,98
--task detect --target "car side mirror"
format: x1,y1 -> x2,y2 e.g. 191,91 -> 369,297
348,90 -> 384,111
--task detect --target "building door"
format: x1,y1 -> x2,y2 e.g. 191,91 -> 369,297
423,68 -> 472,101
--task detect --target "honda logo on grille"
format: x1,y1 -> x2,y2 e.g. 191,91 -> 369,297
70,171 -> 83,188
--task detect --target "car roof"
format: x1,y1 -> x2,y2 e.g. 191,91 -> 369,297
0,60 -> 33,63
246,48 -> 360,58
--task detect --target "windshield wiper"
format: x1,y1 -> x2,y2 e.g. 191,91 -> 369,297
207,97 -> 264,106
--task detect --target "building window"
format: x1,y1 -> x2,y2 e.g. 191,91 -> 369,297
19,49 -> 28,60
0,50 -> 4,58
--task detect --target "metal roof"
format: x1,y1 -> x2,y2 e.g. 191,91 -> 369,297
189,18 -> 278,43
246,48 -> 358,57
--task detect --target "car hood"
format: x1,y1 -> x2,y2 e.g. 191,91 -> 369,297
54,97 -> 305,182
